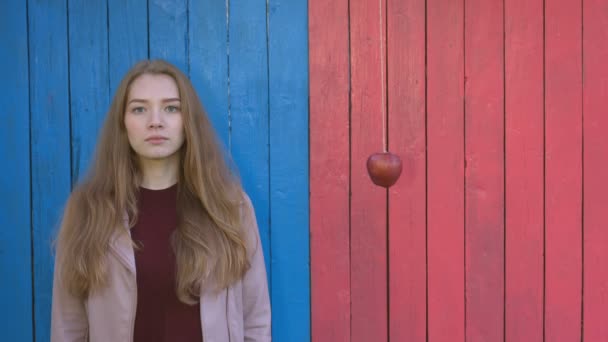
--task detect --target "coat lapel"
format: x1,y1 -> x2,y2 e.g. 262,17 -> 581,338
200,285 -> 230,341
108,214 -> 136,274
108,212 -> 234,340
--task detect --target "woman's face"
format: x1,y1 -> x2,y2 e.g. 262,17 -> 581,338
124,73 -> 186,164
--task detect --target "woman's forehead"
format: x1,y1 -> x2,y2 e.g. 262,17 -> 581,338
128,73 -> 180,100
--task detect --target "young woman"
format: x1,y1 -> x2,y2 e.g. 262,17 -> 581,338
51,60 -> 271,342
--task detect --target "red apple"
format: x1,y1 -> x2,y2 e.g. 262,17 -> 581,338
366,152 -> 403,188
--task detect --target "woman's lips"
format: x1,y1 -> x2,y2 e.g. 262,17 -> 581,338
145,136 -> 168,144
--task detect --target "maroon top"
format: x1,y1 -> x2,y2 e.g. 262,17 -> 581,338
130,184 -> 202,342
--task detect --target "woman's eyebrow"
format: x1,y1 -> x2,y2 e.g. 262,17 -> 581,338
127,98 -> 148,105
127,97 -> 181,105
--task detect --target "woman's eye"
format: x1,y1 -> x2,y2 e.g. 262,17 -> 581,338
131,107 -> 145,113
166,105 -> 180,113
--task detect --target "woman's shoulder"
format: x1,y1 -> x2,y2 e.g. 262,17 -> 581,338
238,190 -> 252,207
234,190 -> 261,252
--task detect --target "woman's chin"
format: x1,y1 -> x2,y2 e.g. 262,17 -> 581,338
137,151 -> 179,162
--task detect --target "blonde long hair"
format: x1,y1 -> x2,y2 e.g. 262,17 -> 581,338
56,60 -> 249,303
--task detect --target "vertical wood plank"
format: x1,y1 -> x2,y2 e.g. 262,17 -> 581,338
426,0 -> 465,341
189,0 -> 230,148
68,0 -> 109,183
583,0 -> 608,340
464,0 -> 505,340
544,0 -> 583,340
349,0 -> 388,340
309,0 -> 351,340
387,0 -> 426,340
0,1 -> 32,340
108,0 -> 148,96
28,0 -> 71,341
504,0 -> 544,341
228,0 -> 271,285
149,0 -> 188,74
267,0 -> 310,340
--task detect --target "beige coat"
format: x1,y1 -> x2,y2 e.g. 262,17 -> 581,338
51,194 -> 271,342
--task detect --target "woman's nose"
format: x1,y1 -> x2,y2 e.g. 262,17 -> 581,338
148,108 -> 164,128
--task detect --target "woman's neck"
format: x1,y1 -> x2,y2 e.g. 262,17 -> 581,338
138,156 -> 179,190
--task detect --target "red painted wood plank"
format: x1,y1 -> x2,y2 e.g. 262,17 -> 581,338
426,0 -> 465,341
309,0 -> 351,340
464,0 -> 504,340
504,0 -> 544,341
387,0 -> 426,340
544,0 -> 583,340
349,0 -> 388,340
583,0 -> 608,340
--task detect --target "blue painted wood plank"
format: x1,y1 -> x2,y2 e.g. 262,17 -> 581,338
149,0 -> 188,74
188,0 -> 230,149
28,1 -> 72,341
228,0 -> 271,285
268,1 -> 310,340
0,1 -> 32,340
108,0 -> 148,95
68,0 -> 110,183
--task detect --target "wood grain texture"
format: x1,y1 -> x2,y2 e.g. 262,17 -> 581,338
0,1 -> 32,340
387,0 -> 426,340
309,0 -> 351,340
228,0 -> 271,283
68,0 -> 110,183
108,0 -> 148,96
504,0 -> 544,341
349,0 -> 388,340
426,0 -> 465,340
28,1 -> 72,341
544,0 -> 583,340
583,0 -> 608,340
188,0 -> 230,148
149,0 -> 188,74
464,0 -> 505,340
267,0 -> 310,340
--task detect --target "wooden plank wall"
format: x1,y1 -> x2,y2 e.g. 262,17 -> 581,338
29,2 -> 72,341
0,1 -> 309,341
3,0 -> 608,340
387,0 -> 426,340
545,0 -> 583,340
465,0 -> 505,340
505,0 -> 544,341
1,2 -> 32,341
349,0 -> 388,340
583,0 -> 608,341
309,0 -> 351,340
427,0 -> 465,341
309,0 -> 608,341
